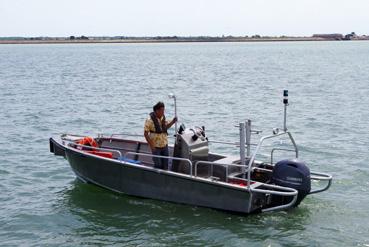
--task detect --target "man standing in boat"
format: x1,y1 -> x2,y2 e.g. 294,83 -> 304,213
144,101 -> 177,169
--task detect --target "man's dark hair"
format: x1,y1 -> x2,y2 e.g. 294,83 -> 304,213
153,101 -> 165,112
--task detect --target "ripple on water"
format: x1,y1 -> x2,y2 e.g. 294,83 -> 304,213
1,42 -> 369,246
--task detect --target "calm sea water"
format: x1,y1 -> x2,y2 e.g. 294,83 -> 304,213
1,41 -> 369,246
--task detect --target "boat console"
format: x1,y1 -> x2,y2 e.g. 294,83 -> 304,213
172,125 -> 209,175
171,124 -> 244,181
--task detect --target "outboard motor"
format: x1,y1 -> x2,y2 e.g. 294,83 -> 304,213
272,159 -> 311,206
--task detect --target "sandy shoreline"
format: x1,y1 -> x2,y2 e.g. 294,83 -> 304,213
0,37 -> 352,45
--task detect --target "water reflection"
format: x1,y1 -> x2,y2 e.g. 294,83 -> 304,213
57,179 -> 311,246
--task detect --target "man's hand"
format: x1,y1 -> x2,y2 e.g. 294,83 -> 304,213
167,117 -> 177,128
144,130 -> 156,152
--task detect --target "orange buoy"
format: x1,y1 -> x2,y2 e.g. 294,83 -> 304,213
78,136 -> 98,148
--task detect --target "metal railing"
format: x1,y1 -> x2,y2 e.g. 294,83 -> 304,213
124,151 -> 194,176
254,184 -> 298,212
270,148 -> 298,165
98,144 -> 151,155
194,161 -> 248,183
247,131 -> 298,190
193,161 -> 274,183
62,133 -> 88,138
65,141 -> 123,158
208,140 -> 259,147
98,133 -> 144,139
208,140 -> 239,145
309,171 -> 333,194
194,160 -> 298,211
224,174 -> 298,212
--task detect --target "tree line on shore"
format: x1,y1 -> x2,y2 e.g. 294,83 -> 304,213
1,32 -> 368,42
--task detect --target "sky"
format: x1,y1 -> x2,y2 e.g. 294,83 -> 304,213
1,0 -> 368,37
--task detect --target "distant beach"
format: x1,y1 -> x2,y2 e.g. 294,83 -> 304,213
1,34 -> 368,44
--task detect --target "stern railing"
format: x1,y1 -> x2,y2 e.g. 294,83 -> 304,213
246,131 -> 298,190
309,171 -> 333,194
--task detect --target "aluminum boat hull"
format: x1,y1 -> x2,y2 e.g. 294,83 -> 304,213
51,138 -> 261,214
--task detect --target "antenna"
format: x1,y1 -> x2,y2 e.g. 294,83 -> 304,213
283,90 -> 289,132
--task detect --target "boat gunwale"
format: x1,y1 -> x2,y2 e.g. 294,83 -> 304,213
56,137 -> 261,192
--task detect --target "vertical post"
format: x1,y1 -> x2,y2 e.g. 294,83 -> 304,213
246,119 -> 251,157
239,122 -> 246,173
283,90 -> 289,132
173,96 -> 177,134
168,93 -> 178,134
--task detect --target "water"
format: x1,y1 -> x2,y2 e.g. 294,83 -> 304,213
1,41 -> 369,246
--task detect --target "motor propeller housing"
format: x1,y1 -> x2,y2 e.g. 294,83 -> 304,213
272,159 -> 311,206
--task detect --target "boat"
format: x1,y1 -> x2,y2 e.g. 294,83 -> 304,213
49,90 -> 332,214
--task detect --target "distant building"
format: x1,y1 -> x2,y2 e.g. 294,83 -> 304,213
344,32 -> 357,40
312,33 -> 344,40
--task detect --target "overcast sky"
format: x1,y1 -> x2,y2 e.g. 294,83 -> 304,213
1,0 -> 368,37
